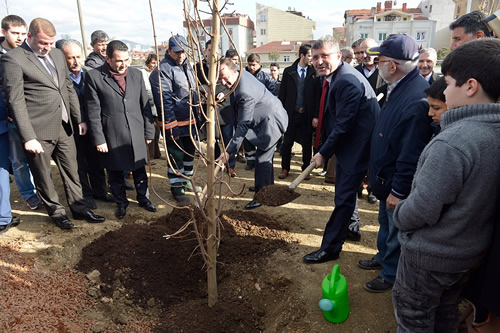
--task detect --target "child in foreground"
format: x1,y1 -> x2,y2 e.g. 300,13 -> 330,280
392,38 -> 500,332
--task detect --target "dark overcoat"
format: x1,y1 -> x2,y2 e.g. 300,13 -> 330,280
85,65 -> 154,171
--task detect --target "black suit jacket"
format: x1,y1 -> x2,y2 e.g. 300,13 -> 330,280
0,41 -> 80,142
319,62 -> 380,175
278,59 -> 319,135
85,65 -> 154,171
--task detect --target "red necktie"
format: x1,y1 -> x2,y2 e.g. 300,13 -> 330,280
315,79 -> 329,149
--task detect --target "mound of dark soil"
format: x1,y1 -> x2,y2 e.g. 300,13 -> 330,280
255,184 -> 301,206
76,207 -> 296,332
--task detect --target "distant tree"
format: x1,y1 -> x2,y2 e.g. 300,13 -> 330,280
269,51 -> 280,62
437,47 -> 451,60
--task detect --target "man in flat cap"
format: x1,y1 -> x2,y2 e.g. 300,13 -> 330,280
358,34 -> 433,292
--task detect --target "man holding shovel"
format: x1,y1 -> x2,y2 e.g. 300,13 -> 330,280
303,36 -> 379,264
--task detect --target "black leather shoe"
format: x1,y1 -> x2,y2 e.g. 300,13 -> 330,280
245,163 -> 255,171
245,200 -> 261,210
94,193 -> 114,202
303,250 -> 339,264
346,230 -> 361,241
358,257 -> 382,270
139,200 -> 157,212
73,210 -> 105,223
364,276 -> 393,293
248,186 -> 256,192
53,216 -> 74,230
367,193 -> 377,204
0,216 -> 21,234
115,206 -> 127,219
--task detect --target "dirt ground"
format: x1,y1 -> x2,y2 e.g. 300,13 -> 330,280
0,143 -> 399,332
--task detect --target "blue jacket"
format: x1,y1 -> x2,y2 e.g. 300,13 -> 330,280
245,66 -> 276,94
369,68 -> 433,200
319,62 -> 379,175
150,54 -> 199,138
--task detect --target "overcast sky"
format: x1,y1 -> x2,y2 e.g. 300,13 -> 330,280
3,0 -> 422,46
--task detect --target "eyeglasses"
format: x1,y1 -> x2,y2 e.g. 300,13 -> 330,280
312,53 -> 333,61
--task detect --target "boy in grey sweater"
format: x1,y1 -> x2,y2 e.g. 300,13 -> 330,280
392,38 -> 500,332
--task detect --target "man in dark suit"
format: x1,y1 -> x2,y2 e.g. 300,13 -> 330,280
303,36 -> 379,264
278,43 -> 317,180
218,57 -> 288,209
59,39 -> 112,209
86,40 -> 155,219
84,30 -> 109,69
418,47 -> 441,85
0,18 -> 104,229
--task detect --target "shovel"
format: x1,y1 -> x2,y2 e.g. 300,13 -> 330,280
255,161 -> 317,206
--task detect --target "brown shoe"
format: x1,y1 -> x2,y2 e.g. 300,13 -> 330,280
278,169 -> 289,179
325,178 -> 335,184
229,168 -> 237,177
304,174 -> 311,180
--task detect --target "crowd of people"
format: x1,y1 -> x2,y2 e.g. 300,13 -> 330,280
0,10 -> 499,332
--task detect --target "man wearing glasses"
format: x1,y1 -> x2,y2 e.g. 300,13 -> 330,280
358,33 -> 433,293
303,36 -> 379,264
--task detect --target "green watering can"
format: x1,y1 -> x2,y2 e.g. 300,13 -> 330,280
318,264 -> 350,323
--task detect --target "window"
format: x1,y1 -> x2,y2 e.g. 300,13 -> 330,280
359,33 -> 368,38
378,33 -> 387,41
284,55 -> 290,62
260,14 -> 267,22
417,32 -> 426,41
430,5 -> 432,13
260,29 -> 266,35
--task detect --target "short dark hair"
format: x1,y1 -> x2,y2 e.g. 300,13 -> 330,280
145,53 -> 157,66
299,43 -> 311,57
424,77 -> 446,102
91,30 -> 109,44
449,11 -> 491,37
247,53 -> 260,63
441,38 -> 500,102
225,49 -> 238,58
270,62 -> 279,69
205,39 -> 211,48
1,14 -> 27,31
106,40 -> 128,58
351,38 -> 364,48
220,57 -> 236,70
29,18 -> 56,37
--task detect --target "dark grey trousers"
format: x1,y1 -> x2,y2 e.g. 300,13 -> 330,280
393,252 -> 471,333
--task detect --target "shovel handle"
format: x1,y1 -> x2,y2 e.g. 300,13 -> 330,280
289,161 -> 317,190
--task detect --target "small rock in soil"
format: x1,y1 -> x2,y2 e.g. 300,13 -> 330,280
86,269 -> 101,284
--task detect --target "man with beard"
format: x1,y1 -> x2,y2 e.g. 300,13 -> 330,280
59,39 -> 112,209
150,35 -> 200,203
86,40 -> 156,219
418,48 -> 440,84
358,33 -> 433,292
0,18 -> 104,229
85,30 -> 109,69
303,36 -> 379,264
278,43 -> 318,180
